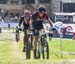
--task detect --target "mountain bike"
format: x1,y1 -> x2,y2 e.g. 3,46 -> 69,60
25,29 -> 33,59
15,28 -> 33,59
37,30 -> 49,59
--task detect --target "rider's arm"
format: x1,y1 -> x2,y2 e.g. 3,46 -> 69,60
47,17 -> 53,27
45,13 -> 53,27
18,16 -> 24,27
32,13 -> 36,21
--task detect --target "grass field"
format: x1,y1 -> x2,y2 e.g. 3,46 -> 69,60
0,31 -> 75,64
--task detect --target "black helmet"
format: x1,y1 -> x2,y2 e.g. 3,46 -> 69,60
38,7 -> 46,13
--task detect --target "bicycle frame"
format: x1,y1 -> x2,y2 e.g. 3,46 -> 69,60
26,30 -> 33,49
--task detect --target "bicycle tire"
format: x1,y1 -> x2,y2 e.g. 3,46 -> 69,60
29,35 -> 33,50
42,48 -> 45,59
41,38 -> 45,59
26,42 -> 31,59
41,38 -> 49,59
26,35 -> 32,59
46,43 -> 49,59
37,38 -> 45,59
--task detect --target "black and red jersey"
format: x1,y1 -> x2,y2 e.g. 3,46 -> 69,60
32,12 -> 49,21
32,12 -> 49,30
19,15 -> 31,27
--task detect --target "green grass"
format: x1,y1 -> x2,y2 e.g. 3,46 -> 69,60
18,38 -> 75,59
50,38 -> 75,59
0,32 -> 75,64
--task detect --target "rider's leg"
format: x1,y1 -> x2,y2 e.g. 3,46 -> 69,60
23,31 -> 28,52
33,35 -> 38,58
33,30 -> 39,58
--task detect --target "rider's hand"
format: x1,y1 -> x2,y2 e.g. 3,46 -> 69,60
16,26 -> 21,31
50,22 -> 55,30
17,25 -> 20,29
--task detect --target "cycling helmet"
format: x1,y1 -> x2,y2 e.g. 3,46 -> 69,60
38,7 -> 46,13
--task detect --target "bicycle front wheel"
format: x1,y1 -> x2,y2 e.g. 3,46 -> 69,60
26,42 -> 31,59
26,35 -> 32,59
41,38 -> 49,59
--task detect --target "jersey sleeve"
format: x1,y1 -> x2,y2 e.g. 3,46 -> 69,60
19,16 -> 24,27
32,13 -> 36,20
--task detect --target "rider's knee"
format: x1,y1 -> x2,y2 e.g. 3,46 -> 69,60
33,36 -> 38,42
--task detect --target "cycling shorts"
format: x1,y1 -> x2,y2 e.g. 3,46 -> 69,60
23,24 -> 30,30
33,21 -> 43,36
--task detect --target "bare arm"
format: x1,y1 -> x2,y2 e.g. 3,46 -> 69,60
47,17 -> 53,27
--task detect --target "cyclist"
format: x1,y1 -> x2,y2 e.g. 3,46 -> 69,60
32,6 -> 53,59
18,10 -> 32,52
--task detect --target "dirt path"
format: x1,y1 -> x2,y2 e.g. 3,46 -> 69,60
0,32 -> 31,64
10,41 -> 41,64
11,41 -> 26,64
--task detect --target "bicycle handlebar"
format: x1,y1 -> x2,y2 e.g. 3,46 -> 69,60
17,28 -> 35,33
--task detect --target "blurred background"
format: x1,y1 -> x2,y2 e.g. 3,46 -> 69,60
0,0 -> 75,28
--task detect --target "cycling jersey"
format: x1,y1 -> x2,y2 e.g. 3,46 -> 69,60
32,12 -> 48,21
32,12 -> 49,35
32,12 -> 49,30
19,15 -> 31,29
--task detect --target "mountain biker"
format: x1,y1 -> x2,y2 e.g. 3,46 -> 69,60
32,6 -> 53,59
18,10 -> 32,52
